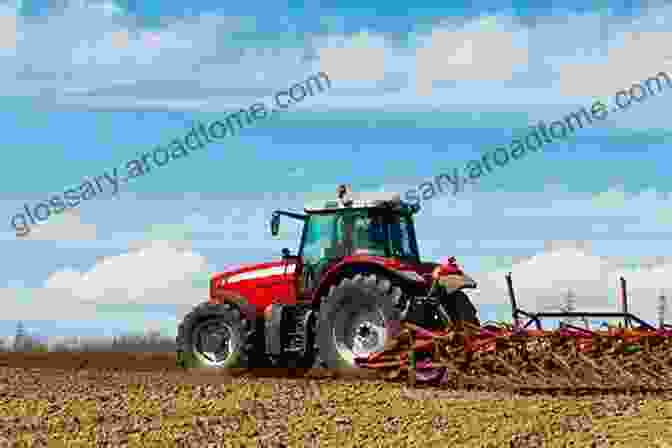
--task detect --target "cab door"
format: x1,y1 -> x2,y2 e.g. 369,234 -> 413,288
292,214 -> 331,301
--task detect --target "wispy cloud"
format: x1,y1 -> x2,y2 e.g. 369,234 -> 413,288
0,2 -> 669,120
18,209 -> 98,241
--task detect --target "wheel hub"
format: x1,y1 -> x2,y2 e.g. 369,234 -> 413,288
334,308 -> 387,364
354,322 -> 380,352
203,332 -> 227,353
193,321 -> 236,366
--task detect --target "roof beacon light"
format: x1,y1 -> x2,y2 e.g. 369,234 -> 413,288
337,184 -> 353,207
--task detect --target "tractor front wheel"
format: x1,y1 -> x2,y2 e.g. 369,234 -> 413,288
315,274 -> 402,370
176,302 -> 255,370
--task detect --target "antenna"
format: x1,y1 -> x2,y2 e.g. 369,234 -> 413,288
658,290 -> 667,329
620,277 -> 630,328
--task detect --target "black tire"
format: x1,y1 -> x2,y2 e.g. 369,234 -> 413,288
444,290 -> 480,325
176,301 -> 255,370
315,273 -> 403,370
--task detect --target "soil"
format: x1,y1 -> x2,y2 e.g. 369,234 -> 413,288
1,353 -> 671,447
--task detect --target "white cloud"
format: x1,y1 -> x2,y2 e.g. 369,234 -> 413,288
0,4 -> 18,54
44,240 -> 209,304
414,16 -> 529,95
558,29 -> 672,99
470,242 -> 672,324
0,240 -> 211,322
21,209 -> 98,241
317,30 -> 388,82
0,3 -> 668,116
126,223 -> 196,252
0,286 -> 101,321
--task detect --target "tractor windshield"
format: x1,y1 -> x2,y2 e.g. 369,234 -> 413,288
358,210 -> 419,261
300,209 -> 419,265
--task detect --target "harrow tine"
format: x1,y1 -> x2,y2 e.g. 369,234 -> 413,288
549,352 -> 582,387
576,352 -> 606,383
403,322 -> 439,339
603,355 -> 636,385
408,328 -> 416,387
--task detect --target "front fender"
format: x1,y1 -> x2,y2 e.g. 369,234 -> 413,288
210,290 -> 258,323
437,273 -> 477,295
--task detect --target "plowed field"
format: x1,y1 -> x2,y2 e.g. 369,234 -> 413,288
1,352 -> 672,447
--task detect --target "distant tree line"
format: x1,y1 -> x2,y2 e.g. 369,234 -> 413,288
0,322 -> 176,353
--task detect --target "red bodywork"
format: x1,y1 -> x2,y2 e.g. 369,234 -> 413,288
209,254 -> 464,318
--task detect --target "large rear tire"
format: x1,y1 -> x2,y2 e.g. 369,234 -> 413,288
315,274 -> 402,370
176,302 -> 255,370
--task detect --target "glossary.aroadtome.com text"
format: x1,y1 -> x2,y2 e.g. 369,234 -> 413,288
10,72 -> 331,237
403,70 -> 671,205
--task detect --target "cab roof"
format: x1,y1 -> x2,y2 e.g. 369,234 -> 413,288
304,191 -> 403,213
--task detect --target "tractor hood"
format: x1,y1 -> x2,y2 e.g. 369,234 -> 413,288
210,255 -> 466,293
211,261 -> 294,290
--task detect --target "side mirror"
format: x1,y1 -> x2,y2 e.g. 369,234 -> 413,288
270,213 -> 280,236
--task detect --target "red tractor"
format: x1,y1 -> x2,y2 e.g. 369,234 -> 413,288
177,185 -> 480,371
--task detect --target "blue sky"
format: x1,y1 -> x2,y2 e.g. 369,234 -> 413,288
1,0 -> 671,343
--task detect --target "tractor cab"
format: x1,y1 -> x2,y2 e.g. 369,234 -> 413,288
271,185 -> 422,297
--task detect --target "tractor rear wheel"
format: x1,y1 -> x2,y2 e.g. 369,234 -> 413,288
176,302 -> 255,370
315,274 -> 402,370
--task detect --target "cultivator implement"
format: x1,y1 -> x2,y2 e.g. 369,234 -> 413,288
356,274 -> 672,391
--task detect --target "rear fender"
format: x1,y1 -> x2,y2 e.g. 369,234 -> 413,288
437,273 -> 477,295
313,261 -> 425,307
